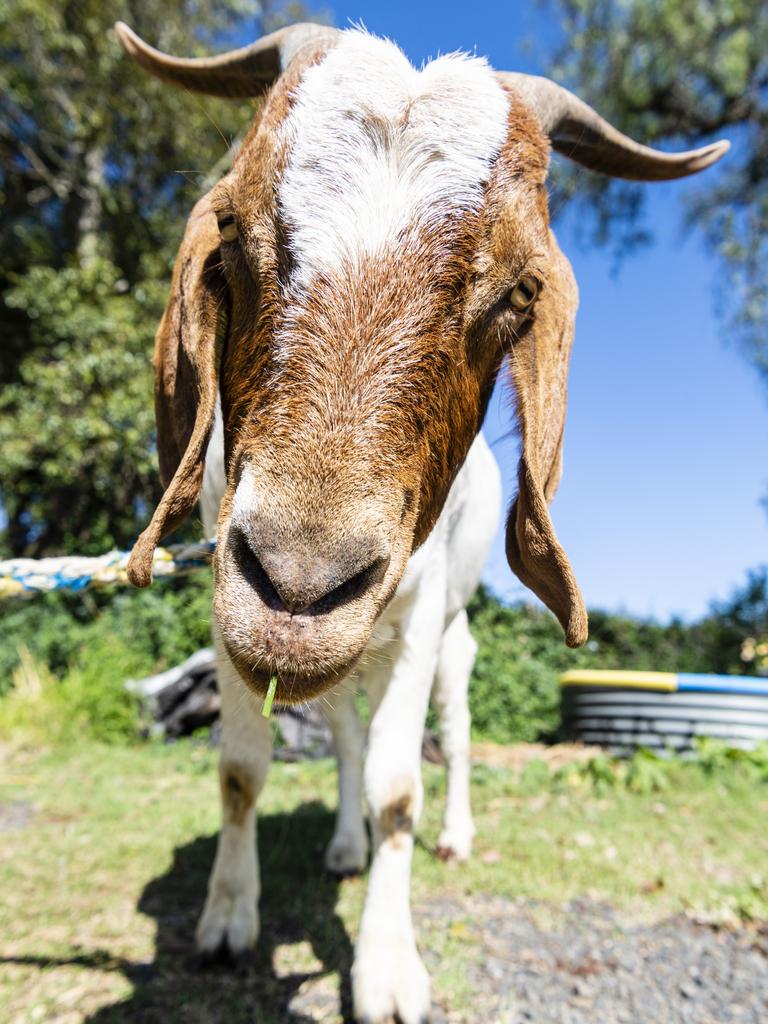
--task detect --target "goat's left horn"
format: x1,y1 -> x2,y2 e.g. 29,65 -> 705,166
497,72 -> 729,181
114,21 -> 339,98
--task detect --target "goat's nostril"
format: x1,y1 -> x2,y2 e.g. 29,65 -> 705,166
311,558 -> 388,614
231,532 -> 285,613
231,525 -> 388,615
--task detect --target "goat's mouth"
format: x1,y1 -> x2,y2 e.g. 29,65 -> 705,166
213,547 -> 399,704
220,645 -> 361,704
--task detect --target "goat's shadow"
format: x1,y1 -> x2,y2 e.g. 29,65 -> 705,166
81,801 -> 355,1023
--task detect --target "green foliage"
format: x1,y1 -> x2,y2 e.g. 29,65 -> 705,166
467,589 -> 568,742
0,258 -> 164,555
553,748 -> 675,795
465,586 -> 693,743
583,741 -> 768,793
540,0 -> 768,381
0,572 -> 213,741
0,642 -> 141,745
0,571 -> 214,693
694,736 -> 768,781
509,743 -> 768,797
545,747 -> 678,796
703,567 -> 768,673
518,757 -> 551,792
624,748 -> 673,794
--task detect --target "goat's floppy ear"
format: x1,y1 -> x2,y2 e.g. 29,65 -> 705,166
127,193 -> 226,587
505,244 -> 588,648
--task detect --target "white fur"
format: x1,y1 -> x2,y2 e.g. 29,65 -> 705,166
432,609 -> 478,859
322,687 -> 369,875
196,625 -> 272,957
200,393 -> 226,536
278,30 -> 509,289
199,430 -> 501,1022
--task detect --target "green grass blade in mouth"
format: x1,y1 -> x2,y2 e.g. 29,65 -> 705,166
262,675 -> 278,718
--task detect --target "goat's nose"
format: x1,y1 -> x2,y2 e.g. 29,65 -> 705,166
232,524 -> 390,615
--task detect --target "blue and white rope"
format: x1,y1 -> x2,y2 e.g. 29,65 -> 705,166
0,540 -> 215,599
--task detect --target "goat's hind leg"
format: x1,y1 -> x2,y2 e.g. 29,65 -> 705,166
432,609 -> 477,861
322,683 -> 369,875
196,634 -> 272,963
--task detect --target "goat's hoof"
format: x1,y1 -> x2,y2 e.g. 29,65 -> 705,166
435,824 -> 474,862
359,1019 -> 430,1024
195,893 -> 259,963
353,937 -> 430,1024
324,829 -> 368,876
192,943 -> 253,973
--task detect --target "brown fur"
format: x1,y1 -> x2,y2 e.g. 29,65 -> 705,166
127,40 -> 591,697
379,778 -> 416,850
127,194 -> 226,587
381,794 -> 414,837
221,763 -> 256,826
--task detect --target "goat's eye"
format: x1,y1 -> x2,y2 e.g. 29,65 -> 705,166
507,276 -> 539,311
217,215 -> 238,243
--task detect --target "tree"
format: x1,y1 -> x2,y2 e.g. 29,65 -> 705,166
540,0 -> 768,383
696,566 -> 768,675
0,1 -> 308,557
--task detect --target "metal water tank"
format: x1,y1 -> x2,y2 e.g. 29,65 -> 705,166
560,670 -> 768,754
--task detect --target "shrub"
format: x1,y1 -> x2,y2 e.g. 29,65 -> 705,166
0,643 -> 142,747
0,571 -> 213,743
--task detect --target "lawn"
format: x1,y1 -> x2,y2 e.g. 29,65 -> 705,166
1,739 -> 767,1023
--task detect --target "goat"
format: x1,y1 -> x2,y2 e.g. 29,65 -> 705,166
116,21 -> 727,1023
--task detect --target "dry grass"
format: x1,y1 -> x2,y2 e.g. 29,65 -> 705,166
470,741 -> 602,771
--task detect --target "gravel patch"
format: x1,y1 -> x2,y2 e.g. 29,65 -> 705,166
420,896 -> 768,1024
0,799 -> 35,832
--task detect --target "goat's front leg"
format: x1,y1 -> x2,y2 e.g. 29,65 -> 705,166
353,565 -> 446,1024
196,630 -> 272,961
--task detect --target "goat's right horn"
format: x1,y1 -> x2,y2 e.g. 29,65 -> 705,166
497,72 -> 729,181
114,21 -> 339,98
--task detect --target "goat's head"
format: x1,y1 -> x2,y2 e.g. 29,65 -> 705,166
117,22 -> 727,701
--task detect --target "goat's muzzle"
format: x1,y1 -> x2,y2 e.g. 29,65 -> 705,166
212,466 -> 415,702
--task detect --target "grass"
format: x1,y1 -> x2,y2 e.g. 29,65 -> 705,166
1,739 -> 768,1022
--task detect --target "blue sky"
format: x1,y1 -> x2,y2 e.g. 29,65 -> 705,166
331,0 -> 768,621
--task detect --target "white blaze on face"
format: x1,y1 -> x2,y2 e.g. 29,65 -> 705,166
278,30 -> 509,290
